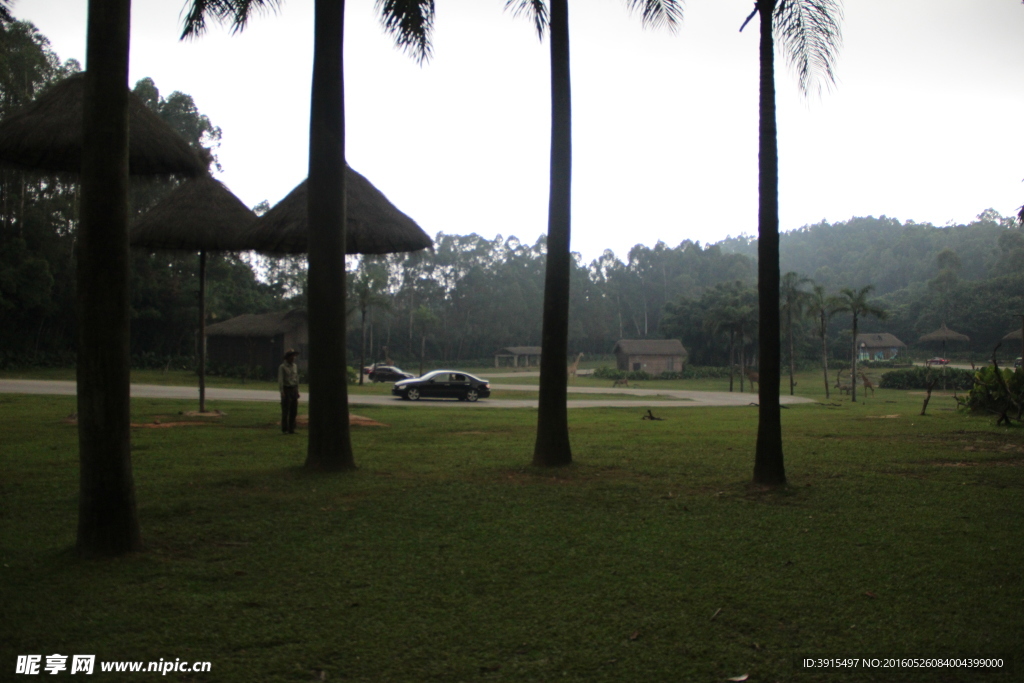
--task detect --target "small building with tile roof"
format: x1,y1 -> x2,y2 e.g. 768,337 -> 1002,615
613,339 -> 687,375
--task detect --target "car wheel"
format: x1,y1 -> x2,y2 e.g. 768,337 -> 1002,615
407,387 -> 421,401
465,388 -> 479,402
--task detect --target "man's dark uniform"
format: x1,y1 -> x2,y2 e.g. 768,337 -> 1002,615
278,350 -> 300,434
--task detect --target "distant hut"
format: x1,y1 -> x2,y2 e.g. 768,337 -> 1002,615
855,333 -> 906,361
613,340 -> 687,374
206,310 -> 308,380
494,346 -> 542,368
918,324 -> 970,357
243,165 -> 432,255
0,72 -> 205,176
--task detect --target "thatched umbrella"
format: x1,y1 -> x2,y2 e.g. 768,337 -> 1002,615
0,73 -> 206,176
130,176 -> 257,412
919,323 -> 970,357
242,165 -> 433,255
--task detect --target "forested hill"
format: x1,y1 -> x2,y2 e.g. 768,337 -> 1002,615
717,211 -> 1024,295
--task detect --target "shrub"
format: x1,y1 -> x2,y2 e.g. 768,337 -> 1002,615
682,366 -> 732,379
879,367 -> 974,391
861,358 -> 913,369
956,366 -> 1024,421
596,365 -> 731,381
593,366 -> 622,380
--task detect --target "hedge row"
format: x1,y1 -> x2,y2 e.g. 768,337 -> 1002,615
593,365 -> 733,381
879,366 -> 975,391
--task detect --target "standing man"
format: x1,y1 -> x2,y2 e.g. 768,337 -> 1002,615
279,349 -> 300,434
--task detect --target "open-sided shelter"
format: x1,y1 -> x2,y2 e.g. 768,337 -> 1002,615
613,339 -> 687,374
0,72 -> 206,176
242,165 -> 432,255
918,324 -> 970,357
494,346 -> 542,368
130,176 -> 257,411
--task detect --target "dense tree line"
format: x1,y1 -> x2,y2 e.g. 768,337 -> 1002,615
3,18 -> 1022,379
0,19 -> 278,368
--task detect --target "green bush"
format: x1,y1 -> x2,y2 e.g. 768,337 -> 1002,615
596,365 -> 732,381
861,358 -> 913,369
956,366 -> 1024,419
593,366 -> 650,381
879,366 -> 974,391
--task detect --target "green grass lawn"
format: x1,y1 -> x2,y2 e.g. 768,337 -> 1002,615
1,374 -> 1022,682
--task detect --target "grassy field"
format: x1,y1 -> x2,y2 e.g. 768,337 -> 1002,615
1,372 -> 1022,682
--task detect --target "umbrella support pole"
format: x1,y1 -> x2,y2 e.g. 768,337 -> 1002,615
199,249 -> 206,413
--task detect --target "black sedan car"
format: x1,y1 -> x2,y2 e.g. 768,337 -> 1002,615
392,370 -> 491,402
367,365 -> 414,382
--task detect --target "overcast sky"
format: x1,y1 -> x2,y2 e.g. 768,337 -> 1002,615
19,0 -> 1024,264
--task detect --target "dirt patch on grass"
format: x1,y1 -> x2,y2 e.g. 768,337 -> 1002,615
294,414 -> 388,428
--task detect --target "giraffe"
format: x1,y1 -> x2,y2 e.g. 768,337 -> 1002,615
567,353 -> 584,382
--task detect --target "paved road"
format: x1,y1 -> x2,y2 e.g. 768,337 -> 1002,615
0,379 -> 814,409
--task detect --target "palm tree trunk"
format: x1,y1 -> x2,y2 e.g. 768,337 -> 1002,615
305,0 -> 355,471
198,249 -> 207,412
76,0 -> 142,556
788,309 -> 795,395
739,329 -> 746,392
821,313 -> 830,399
753,0 -> 785,486
728,329 -> 735,392
533,0 -> 572,468
359,306 -> 366,386
850,315 -> 858,403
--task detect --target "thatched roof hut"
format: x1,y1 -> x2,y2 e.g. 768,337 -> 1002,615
130,176 -> 256,251
919,324 -> 970,345
1003,328 -> 1023,342
243,166 -> 432,255
0,73 -> 205,176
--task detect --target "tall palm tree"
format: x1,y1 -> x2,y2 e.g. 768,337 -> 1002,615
834,285 -> 885,403
742,0 -> 842,486
183,0 -> 435,472
808,283 -> 839,398
780,271 -> 811,395
76,0 -> 142,556
509,0 -> 682,467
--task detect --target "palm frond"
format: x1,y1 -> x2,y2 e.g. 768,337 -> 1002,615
375,0 -> 436,65
180,0 -> 283,39
505,0 -> 549,40
0,0 -> 14,24
774,0 -> 843,96
624,0 -> 684,32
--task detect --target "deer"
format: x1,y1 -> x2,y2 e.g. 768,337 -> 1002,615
743,367 -> 759,391
834,369 -> 852,396
612,377 -> 630,388
859,371 -> 876,398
